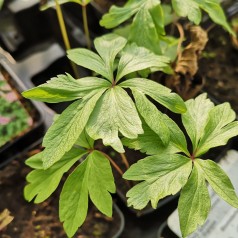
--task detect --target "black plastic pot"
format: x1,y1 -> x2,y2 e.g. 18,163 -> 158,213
0,1 -> 57,59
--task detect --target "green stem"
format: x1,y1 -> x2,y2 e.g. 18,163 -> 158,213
82,4 -> 91,49
54,0 -> 80,78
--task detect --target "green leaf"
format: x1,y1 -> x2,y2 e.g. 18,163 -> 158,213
25,152 -> 44,169
123,154 -> 192,209
24,147 -> 87,203
42,89 -> 106,168
75,129 -> 94,149
120,78 -> 187,113
196,159 -> 238,208
178,164 -> 210,237
100,0 -> 165,54
197,0 -> 234,35
94,34 -> 127,82
128,4 -> 162,55
132,89 -> 170,145
68,34 -> 127,82
100,0 -> 145,29
67,49 -> 109,79
116,44 -> 170,81
87,151 -> 116,215
22,74 -> 110,103
122,120 -> 180,155
172,0 -> 201,25
172,0 -> 234,35
182,93 -> 214,149
0,0 -> 4,9
196,102 -> 238,156
59,158 -> 88,238
160,36 -> 180,62
60,150 -> 115,237
86,86 -> 143,153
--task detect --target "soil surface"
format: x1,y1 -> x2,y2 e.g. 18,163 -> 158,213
0,147 -> 121,238
200,21 -> 238,113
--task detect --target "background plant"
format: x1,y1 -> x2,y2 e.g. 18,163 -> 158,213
99,0 -> 235,100
0,80 -> 32,147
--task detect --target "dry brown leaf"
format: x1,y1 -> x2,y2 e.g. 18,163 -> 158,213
166,26 -> 208,100
0,209 -> 14,231
176,26 -> 208,76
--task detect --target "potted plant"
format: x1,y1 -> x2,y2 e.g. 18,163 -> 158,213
0,139 -> 125,238
22,28 -> 238,238
1,0 -> 237,237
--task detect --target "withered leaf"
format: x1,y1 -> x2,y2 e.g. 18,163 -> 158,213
166,26 -> 208,99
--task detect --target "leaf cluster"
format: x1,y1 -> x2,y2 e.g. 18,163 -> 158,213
24,134 -> 114,238
123,93 -> 238,237
100,0 -> 234,58
0,80 -> 31,147
23,34 -> 186,237
23,34 -> 185,168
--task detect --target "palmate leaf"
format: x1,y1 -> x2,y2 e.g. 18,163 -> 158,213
42,89 -> 106,168
24,147 -> 87,203
178,164 -> 211,237
100,0 -> 164,54
124,93 -> 238,237
23,34 -> 177,162
22,74 -> 110,103
59,150 -> 115,238
86,86 -> 143,153
172,0 -> 234,35
123,154 -> 192,209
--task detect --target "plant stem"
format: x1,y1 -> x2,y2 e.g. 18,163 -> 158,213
119,153 -> 130,169
82,4 -> 91,49
98,151 -> 131,188
54,0 -> 80,78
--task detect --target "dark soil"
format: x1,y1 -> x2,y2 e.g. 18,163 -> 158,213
0,147 -> 121,238
200,21 -> 238,113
